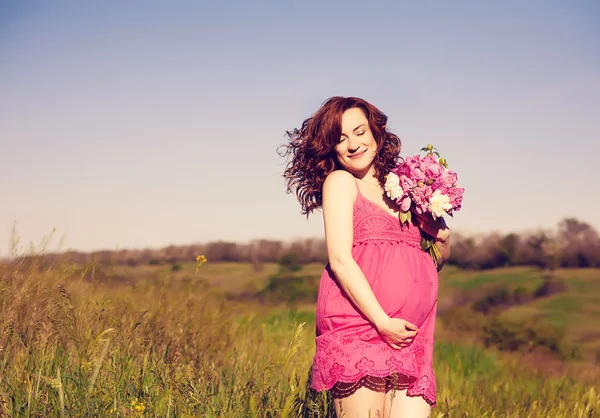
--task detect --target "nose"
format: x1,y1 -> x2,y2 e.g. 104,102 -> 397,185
347,136 -> 360,153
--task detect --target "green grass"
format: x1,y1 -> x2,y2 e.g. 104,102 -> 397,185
441,266 -> 545,291
497,268 -> 600,359
2,259 -> 599,416
432,339 -> 598,417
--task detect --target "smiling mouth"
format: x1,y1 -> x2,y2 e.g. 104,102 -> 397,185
348,149 -> 367,159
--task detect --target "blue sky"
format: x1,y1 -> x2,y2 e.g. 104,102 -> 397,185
1,0 -> 599,256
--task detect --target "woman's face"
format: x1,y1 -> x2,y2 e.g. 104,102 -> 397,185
334,107 -> 378,177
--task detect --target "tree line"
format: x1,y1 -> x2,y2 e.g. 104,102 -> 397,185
23,217 -> 600,270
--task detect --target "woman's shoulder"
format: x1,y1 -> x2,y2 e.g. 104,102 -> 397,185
322,170 -> 358,201
323,169 -> 356,187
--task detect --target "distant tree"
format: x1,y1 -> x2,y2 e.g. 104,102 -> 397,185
248,241 -> 264,272
204,241 -> 242,262
447,233 -> 477,269
517,231 -> 548,267
557,218 -> 600,267
499,233 -> 520,266
29,217 -> 600,269
253,240 -> 284,263
474,233 -> 511,269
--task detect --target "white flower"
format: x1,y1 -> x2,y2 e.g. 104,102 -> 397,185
429,189 -> 452,219
384,172 -> 404,201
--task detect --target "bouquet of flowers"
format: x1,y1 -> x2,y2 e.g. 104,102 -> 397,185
384,144 -> 464,267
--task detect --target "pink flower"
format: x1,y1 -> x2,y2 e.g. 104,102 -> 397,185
433,184 -> 447,196
400,196 -> 412,212
425,165 -> 443,181
448,187 -> 464,211
411,185 -> 433,214
403,155 -> 419,170
386,146 -> 463,220
411,167 -> 427,182
421,155 -> 441,175
440,170 -> 458,188
383,145 -> 464,269
399,175 -> 415,192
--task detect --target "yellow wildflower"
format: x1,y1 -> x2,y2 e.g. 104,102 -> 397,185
195,255 -> 207,274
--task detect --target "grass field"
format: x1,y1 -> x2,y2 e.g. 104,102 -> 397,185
1,257 -> 599,417
499,268 -> 600,358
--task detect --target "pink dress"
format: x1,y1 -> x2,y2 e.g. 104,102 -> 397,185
311,183 -> 439,406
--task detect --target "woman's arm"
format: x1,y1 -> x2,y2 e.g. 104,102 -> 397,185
322,170 -> 391,329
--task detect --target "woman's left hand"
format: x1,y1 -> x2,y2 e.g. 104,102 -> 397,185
414,212 -> 450,243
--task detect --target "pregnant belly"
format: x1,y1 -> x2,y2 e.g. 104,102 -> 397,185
374,272 -> 438,328
316,273 -> 438,332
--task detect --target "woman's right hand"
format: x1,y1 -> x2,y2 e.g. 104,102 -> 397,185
376,317 -> 419,349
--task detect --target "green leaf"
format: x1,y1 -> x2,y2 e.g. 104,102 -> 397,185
420,237 -> 433,251
432,243 -> 441,260
399,211 -> 410,225
429,247 -> 439,269
423,242 -> 441,268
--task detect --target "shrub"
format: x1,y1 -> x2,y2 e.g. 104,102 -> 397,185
473,287 -> 513,313
512,286 -> 533,304
472,286 -> 537,314
278,252 -> 302,273
439,306 -> 490,333
258,274 -> 320,304
533,277 -> 567,298
483,317 -> 536,352
482,317 -> 578,360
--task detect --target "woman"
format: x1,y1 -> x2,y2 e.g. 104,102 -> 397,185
280,96 -> 450,418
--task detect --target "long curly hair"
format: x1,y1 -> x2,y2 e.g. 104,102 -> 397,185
278,96 -> 402,216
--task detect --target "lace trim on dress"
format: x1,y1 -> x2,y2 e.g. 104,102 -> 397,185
314,332 -> 437,406
331,373 -> 412,398
353,191 -> 422,247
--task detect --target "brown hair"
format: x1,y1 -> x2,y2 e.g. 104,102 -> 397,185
278,96 -> 401,216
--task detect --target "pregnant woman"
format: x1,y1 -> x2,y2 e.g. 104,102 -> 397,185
279,96 -> 451,418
